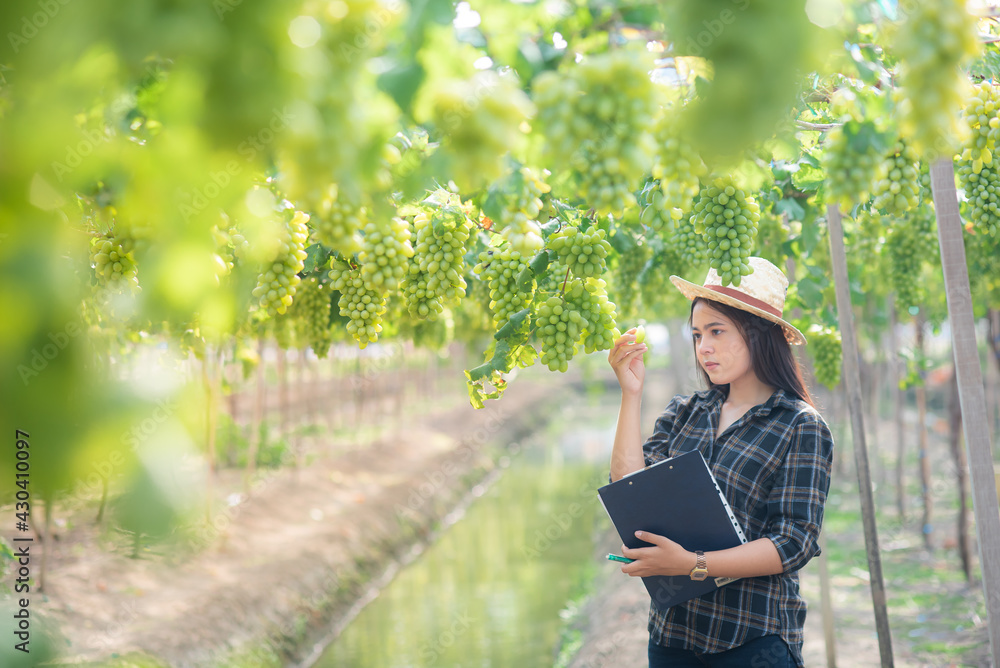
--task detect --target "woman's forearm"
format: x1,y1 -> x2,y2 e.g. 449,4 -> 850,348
704,537 -> 784,578
610,393 -> 645,481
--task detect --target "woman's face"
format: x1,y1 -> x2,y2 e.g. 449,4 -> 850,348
691,300 -> 753,388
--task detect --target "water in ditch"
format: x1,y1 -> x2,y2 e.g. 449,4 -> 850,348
309,395 -> 619,668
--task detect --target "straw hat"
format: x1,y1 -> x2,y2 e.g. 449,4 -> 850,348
670,257 -> 807,346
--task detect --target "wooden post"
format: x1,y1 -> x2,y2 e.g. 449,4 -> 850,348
890,298 -> 906,521
832,382 -> 847,477
949,363 -> 974,583
930,158 -> 1000,661
227,340 -> 239,462
202,347 -> 218,521
827,203 -> 895,667
277,345 -> 288,440
299,348 -> 310,465
914,310 -> 933,551
246,335 -> 265,490
988,308 -> 1000,449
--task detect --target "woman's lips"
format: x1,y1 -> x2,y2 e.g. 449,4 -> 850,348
704,362 -> 719,371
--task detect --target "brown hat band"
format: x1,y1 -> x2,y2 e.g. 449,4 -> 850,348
706,285 -> 783,320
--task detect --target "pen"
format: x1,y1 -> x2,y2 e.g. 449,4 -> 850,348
606,553 -> 634,564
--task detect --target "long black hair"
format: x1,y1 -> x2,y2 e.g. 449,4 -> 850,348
689,297 -> 814,407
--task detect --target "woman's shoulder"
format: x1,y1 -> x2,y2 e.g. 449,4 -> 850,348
775,390 -> 831,430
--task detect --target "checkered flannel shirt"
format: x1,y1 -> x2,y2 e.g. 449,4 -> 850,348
639,387 -> 834,668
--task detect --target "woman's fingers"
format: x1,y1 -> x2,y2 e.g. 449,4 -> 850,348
609,345 -> 646,368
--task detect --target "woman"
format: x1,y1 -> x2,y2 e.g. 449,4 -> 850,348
607,256 -> 834,668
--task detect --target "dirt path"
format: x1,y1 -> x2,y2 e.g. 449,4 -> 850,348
20,368 -> 573,667
561,397 -> 993,668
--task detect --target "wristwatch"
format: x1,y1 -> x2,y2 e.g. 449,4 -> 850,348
689,550 -> 708,581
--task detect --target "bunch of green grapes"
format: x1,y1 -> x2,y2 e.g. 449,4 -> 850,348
272,313 -> 296,350
807,325 -> 842,389
546,224 -> 611,279
912,207 -> 940,260
329,260 -> 386,348
690,178 -> 760,286
534,295 -> 582,372
958,160 -> 1000,237
673,214 -> 708,266
358,216 -> 413,291
566,277 -> 619,354
494,167 -> 549,256
667,0 -> 816,160
383,128 -> 431,188
965,230 -> 1000,300
822,124 -> 882,210
402,207 -> 474,319
612,240 -> 651,321
430,71 -> 534,193
651,110 -> 706,216
884,212 -> 936,310
292,275 -> 334,358
535,258 -> 570,295
639,187 -> 673,229
961,83 -> 1000,171
894,0 -> 979,157
211,222 -> 248,281
90,231 -> 139,292
849,210 -> 885,275
872,141 -> 920,215
534,277 -> 620,372
312,184 -> 364,254
474,247 -> 533,327
918,161 -> 934,206
251,210 -> 310,316
754,213 -> 789,268
638,245 -> 687,314
533,49 -> 658,216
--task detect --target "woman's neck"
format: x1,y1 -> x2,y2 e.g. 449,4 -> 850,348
724,375 -> 776,408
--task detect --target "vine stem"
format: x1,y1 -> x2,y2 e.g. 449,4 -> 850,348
560,265 -> 571,295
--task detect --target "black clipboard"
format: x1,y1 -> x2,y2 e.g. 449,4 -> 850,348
597,450 -> 748,609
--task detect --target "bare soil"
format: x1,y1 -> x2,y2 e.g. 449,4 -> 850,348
17,369 -> 572,667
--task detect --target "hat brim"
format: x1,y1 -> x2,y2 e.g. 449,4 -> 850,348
669,275 -> 807,346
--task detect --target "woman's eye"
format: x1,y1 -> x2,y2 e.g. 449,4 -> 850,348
713,329 -> 723,336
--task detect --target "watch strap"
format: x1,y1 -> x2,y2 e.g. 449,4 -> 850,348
690,550 -> 708,580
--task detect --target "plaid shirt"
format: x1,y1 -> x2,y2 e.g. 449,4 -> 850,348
640,387 -> 834,668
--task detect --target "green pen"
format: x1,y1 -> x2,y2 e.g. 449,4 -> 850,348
606,553 -> 634,564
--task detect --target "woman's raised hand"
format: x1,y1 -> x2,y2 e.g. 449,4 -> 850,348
608,326 -> 647,397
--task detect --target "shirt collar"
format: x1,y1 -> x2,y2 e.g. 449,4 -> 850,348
703,386 -> 801,416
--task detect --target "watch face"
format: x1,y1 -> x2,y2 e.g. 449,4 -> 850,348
691,569 -> 709,581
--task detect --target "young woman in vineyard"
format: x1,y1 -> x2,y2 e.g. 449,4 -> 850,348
606,256 -> 834,668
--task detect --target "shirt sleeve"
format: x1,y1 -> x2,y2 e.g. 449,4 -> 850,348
763,411 -> 834,573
